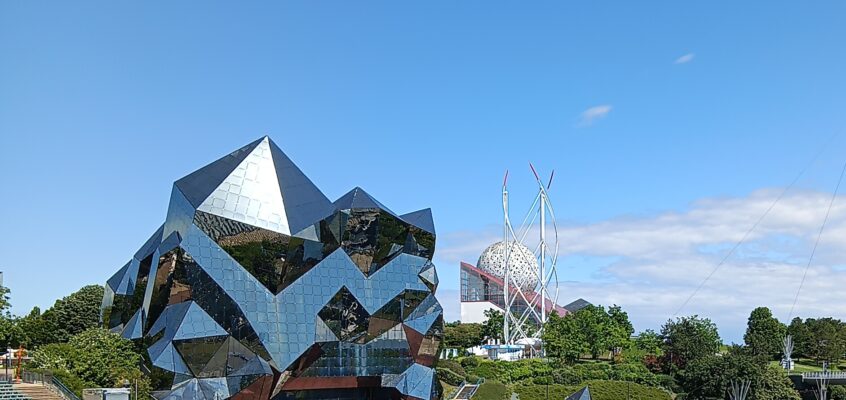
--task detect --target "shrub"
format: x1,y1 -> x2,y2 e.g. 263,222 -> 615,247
467,358 -> 553,384
438,359 -> 467,378
436,367 -> 465,386
460,356 -> 480,369
25,368 -> 90,398
655,374 -> 680,393
552,366 -> 581,385
513,380 -> 672,400
473,380 -> 508,400
29,343 -> 74,371
50,369 -> 89,397
830,386 -> 846,400
532,375 -> 553,385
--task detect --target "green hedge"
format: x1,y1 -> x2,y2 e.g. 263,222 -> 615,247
437,359 -> 467,378
473,381 -> 508,400
465,358 -> 552,384
436,367 -> 465,386
26,368 -> 90,398
466,358 -> 660,387
513,380 -> 672,400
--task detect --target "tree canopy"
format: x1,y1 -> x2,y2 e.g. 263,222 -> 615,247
743,307 -> 786,360
542,304 -> 635,362
660,315 -> 721,370
444,321 -> 484,349
481,309 -> 504,342
46,285 -> 104,343
30,328 -> 149,397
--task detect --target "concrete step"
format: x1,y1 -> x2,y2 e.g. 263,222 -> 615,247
12,384 -> 61,400
455,384 -> 478,399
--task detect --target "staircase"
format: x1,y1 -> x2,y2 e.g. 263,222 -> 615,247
12,383 -> 63,400
453,383 -> 479,399
0,381 -> 30,400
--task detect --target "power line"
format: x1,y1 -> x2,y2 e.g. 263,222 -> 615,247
673,133 -> 838,316
788,158 -> 846,321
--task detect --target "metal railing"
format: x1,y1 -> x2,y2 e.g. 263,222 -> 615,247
445,380 -> 466,400
51,375 -> 81,400
16,370 -> 81,400
803,371 -> 846,380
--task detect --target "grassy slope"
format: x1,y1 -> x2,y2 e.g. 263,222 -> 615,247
468,380 -> 671,400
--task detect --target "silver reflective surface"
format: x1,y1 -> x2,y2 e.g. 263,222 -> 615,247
101,136 -> 442,400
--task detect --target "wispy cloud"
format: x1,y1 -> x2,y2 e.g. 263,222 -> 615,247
578,105 -> 612,126
675,53 -> 695,64
435,189 -> 846,342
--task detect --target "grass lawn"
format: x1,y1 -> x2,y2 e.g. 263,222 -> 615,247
440,381 -> 459,399
769,358 -> 846,374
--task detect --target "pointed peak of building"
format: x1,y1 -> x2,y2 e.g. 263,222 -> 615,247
400,208 -> 435,235
565,386 -> 591,400
266,138 -> 334,232
174,137 -> 265,208
333,187 -> 396,216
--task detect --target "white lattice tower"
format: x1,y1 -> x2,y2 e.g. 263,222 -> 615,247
501,166 -> 560,346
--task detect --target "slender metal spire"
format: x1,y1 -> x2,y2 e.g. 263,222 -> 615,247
729,380 -> 751,400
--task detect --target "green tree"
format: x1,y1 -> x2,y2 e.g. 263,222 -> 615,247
575,305 -> 612,359
607,305 -> 634,351
44,285 -> 104,343
444,322 -> 484,349
481,309 -> 504,342
680,346 -> 759,399
0,317 -> 23,348
0,286 -> 10,314
680,347 -> 799,400
29,342 -> 74,371
743,307 -> 786,360
17,307 -> 57,349
805,317 -> 846,364
0,286 -> 23,347
660,315 -> 721,370
543,311 -> 587,364
752,364 -> 801,400
634,329 -> 662,355
787,317 -> 810,358
30,328 -> 149,398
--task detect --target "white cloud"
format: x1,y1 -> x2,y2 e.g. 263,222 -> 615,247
675,53 -> 695,64
578,105 -> 612,126
434,189 -> 846,342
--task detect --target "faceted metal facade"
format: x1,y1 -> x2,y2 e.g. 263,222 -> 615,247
101,137 -> 443,400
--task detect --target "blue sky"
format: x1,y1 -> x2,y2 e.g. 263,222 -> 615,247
2,1 -> 846,342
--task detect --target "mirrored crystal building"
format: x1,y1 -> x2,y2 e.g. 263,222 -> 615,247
101,137 -> 443,400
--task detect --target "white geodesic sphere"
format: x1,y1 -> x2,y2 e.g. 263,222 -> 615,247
477,241 -> 539,292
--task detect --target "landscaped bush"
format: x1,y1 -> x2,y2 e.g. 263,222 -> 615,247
460,356 -> 480,369
466,358 -> 552,384
547,361 -> 660,387
655,374 -> 680,393
50,369 -> 89,397
513,380 -> 672,400
437,359 -> 467,378
26,368 -> 89,398
473,380 -> 508,400
830,386 -> 846,400
551,365 -> 582,385
436,367 -> 465,386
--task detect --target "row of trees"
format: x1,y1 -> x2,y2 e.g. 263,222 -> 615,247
543,305 -> 634,362
441,304 -> 806,399
787,316 -> 846,363
0,285 -> 105,349
0,284 -> 149,397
